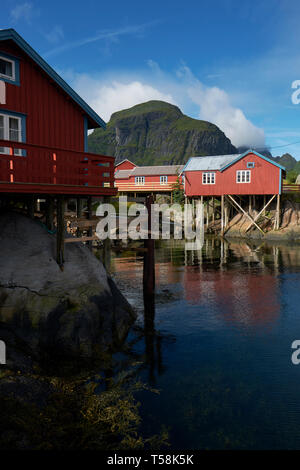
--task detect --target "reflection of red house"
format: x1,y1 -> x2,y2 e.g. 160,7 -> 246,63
183,268 -> 279,327
114,159 -> 183,194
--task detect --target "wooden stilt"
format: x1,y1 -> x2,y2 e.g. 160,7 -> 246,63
227,195 -> 264,234
76,197 -> 83,237
224,198 -> 228,229
245,194 -> 276,232
212,197 -> 215,224
56,196 -> 65,268
206,197 -> 209,231
221,195 -> 224,236
27,195 -> 35,219
87,196 -> 93,250
143,195 -> 155,298
45,196 -> 54,231
275,194 -> 280,230
102,196 -> 111,272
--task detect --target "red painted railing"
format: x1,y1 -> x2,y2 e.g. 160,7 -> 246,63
282,184 -> 300,193
0,139 -> 116,195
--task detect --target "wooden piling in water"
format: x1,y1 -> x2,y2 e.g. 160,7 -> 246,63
143,195 -> 155,298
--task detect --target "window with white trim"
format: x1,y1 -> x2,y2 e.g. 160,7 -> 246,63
160,175 -> 168,185
0,56 -> 15,81
202,172 -> 215,184
135,176 -> 145,185
0,113 -> 22,155
236,170 -> 251,183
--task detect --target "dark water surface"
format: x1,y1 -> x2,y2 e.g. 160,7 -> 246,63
110,238 -> 300,450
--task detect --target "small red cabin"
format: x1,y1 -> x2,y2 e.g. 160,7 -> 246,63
182,150 -> 285,197
0,29 -> 116,196
114,159 -> 137,172
115,160 -> 183,194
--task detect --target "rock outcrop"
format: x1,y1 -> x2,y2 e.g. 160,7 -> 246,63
88,100 -> 237,165
0,212 -> 136,360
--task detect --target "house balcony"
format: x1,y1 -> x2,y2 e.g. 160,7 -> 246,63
0,139 -> 117,196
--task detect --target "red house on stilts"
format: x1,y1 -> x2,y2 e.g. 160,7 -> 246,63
0,29 -> 117,265
181,150 -> 286,234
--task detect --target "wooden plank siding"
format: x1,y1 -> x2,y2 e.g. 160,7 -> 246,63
0,41 -> 86,151
115,174 -> 179,193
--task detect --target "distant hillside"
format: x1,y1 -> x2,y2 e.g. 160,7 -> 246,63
272,153 -> 297,171
88,100 -> 238,165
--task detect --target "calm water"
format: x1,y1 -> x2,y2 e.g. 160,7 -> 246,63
110,238 -> 300,450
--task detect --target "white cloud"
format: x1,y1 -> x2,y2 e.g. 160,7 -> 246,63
65,62 -> 265,149
188,84 -> 265,148
10,2 -> 35,24
71,75 -> 176,122
44,21 -> 160,58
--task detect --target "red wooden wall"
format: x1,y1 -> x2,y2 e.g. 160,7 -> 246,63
0,40 -> 86,151
116,174 -> 179,192
184,152 -> 281,196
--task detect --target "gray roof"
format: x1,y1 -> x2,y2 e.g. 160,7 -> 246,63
114,170 -> 133,179
183,154 -> 241,172
115,165 -> 184,179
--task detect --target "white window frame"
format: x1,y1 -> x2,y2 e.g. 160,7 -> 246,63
0,113 -> 22,155
236,170 -> 251,183
160,175 -> 168,185
202,172 -> 215,185
135,176 -> 145,185
0,55 -> 16,81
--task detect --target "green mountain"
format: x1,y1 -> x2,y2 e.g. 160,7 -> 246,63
272,153 -> 297,171
88,100 -> 237,165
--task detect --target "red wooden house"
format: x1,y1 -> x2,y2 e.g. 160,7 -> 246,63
181,150 -> 286,234
0,28 -> 116,196
114,159 -> 183,195
182,150 -> 285,197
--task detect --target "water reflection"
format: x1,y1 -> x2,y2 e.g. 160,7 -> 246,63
110,238 -> 300,449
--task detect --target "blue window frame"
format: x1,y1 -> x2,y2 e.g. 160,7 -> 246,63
160,175 -> 168,184
247,162 -> 255,168
0,52 -> 20,86
0,109 -> 26,155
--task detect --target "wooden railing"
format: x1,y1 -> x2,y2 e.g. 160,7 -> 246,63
282,183 -> 300,193
0,139 -> 116,195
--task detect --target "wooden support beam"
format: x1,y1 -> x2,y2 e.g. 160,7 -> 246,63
275,194 -> 281,230
27,195 -> 35,219
86,196 -> 93,250
76,197 -> 83,238
245,194 -> 276,232
45,196 -> 54,231
226,195 -> 264,234
221,195 -> 224,236
102,195 -> 111,271
143,195 -> 155,298
56,196 -> 65,268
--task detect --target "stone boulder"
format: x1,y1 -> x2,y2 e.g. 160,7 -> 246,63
0,212 -> 136,359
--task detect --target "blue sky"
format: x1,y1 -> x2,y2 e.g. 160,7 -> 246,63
3,0 -> 300,158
